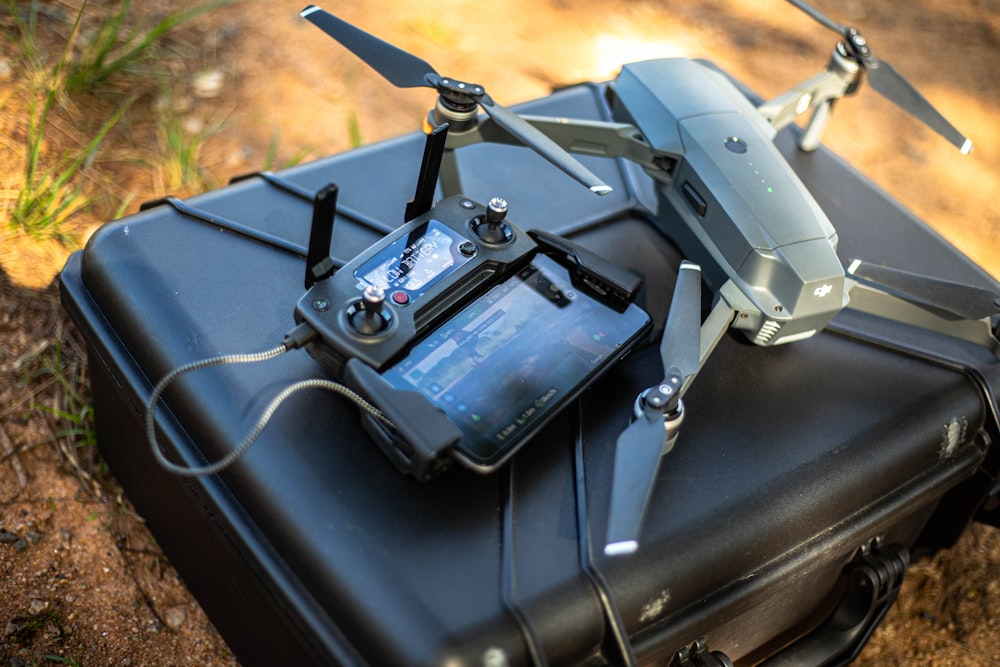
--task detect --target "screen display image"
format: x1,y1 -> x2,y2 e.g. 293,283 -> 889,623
353,219 -> 473,303
381,253 -> 651,467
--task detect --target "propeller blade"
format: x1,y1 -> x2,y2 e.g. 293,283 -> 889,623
864,60 -> 973,154
786,0 -> 973,154
848,259 -> 1000,321
301,5 -> 438,89
604,414 -> 669,556
301,6 -> 613,195
479,97 -> 613,195
786,0 -> 847,35
661,262 -> 703,381
603,263 -> 702,556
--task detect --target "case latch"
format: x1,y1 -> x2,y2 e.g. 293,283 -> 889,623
668,637 -> 734,667
761,541 -> 909,666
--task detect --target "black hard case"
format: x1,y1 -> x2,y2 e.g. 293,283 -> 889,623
60,82 -> 1000,666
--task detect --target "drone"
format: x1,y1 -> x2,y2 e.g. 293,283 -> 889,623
299,1 -> 1000,555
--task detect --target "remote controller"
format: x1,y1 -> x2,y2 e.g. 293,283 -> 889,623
294,195 -> 538,379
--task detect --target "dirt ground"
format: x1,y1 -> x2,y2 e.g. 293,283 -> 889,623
1,0 -> 999,665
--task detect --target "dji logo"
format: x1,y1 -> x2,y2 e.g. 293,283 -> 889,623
813,284 -> 833,298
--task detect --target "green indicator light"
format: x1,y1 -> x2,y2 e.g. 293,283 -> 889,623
767,186 -> 774,193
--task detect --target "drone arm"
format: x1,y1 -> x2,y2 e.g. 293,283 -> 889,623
433,115 -> 661,199
442,114 -> 672,178
517,116 -> 669,174
758,68 -> 855,135
845,280 -> 1000,357
432,111 -> 616,194
700,282 -> 743,360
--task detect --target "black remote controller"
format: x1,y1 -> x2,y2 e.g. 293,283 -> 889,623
289,126 -> 644,480
294,195 -> 538,379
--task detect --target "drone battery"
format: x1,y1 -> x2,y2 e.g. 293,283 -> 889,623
60,83 -> 999,666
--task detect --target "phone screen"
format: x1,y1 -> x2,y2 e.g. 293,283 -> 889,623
380,253 -> 651,469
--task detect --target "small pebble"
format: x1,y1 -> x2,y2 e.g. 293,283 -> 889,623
192,69 -> 224,98
164,606 -> 187,630
0,531 -> 18,544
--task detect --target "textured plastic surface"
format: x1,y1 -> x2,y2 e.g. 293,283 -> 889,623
61,82 -> 999,666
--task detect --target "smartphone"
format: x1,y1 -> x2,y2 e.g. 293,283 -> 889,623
380,252 -> 652,471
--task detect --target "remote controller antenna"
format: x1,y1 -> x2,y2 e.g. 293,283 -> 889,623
305,183 -> 339,289
405,123 -> 450,222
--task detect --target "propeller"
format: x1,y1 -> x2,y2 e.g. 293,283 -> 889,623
848,259 -> 1000,321
787,0 -> 973,155
604,262 -> 703,556
299,5 -> 613,195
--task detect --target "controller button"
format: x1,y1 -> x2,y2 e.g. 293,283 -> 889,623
459,241 -> 477,257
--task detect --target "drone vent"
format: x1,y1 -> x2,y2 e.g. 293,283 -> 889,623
755,320 -> 783,345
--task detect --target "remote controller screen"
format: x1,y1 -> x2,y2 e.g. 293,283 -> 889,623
354,219 -> 472,303
380,253 -> 650,467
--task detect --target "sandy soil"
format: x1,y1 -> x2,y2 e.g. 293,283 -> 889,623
1,0 -> 998,665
